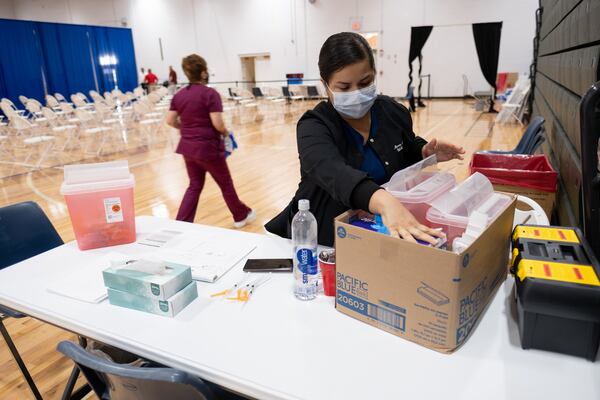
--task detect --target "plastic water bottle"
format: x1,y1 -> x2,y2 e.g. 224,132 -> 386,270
292,199 -> 318,300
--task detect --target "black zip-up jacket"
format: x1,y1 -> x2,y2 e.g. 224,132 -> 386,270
265,95 -> 427,246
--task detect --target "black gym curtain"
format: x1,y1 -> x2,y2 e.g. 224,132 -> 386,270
407,26 -> 433,110
472,22 -> 503,112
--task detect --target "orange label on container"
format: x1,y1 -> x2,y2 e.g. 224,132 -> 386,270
104,197 -> 123,223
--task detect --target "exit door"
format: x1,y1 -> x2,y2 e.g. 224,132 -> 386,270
240,57 -> 256,92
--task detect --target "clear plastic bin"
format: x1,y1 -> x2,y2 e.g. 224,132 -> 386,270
426,172 -> 512,245
383,156 -> 456,224
61,161 -> 136,250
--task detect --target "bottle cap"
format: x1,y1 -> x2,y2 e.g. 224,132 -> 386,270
298,199 -> 310,211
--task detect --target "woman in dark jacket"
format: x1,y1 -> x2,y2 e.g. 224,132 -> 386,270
265,32 -> 464,246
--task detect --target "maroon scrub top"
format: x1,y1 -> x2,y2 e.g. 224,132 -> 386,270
170,84 -> 224,160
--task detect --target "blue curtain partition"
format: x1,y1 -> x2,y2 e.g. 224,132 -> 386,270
54,24 -> 100,97
37,22 -> 70,98
0,18 -> 137,107
0,20 -> 47,106
93,26 -> 115,93
104,27 -> 138,94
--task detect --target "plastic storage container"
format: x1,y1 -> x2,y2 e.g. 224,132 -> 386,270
469,154 -> 557,191
61,161 -> 136,250
426,173 -> 512,246
469,153 -> 557,217
383,155 -> 456,224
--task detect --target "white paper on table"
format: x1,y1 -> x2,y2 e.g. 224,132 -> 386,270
137,229 -> 185,248
158,235 -> 256,283
46,252 -> 130,303
161,231 -> 213,251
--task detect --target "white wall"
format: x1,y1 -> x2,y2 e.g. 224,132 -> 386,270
0,0 -> 538,96
128,0 -> 198,81
191,0 -> 307,85
9,0 -> 129,26
0,1 -> 15,18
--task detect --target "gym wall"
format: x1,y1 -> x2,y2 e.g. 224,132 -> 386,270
531,0 -> 600,227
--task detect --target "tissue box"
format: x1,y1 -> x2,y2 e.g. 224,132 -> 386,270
103,262 -> 192,300
107,281 -> 198,317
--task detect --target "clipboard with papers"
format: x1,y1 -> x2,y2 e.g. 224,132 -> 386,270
155,232 -> 257,283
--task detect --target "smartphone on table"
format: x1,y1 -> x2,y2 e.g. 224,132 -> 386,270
243,258 -> 293,273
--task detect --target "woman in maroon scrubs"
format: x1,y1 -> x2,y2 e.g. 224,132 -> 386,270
166,54 -> 255,228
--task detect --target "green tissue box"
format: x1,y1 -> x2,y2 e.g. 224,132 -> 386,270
107,281 -> 198,317
103,262 -> 192,300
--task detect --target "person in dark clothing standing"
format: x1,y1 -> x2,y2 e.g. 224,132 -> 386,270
139,67 -> 148,94
168,65 -> 178,95
265,32 -> 465,246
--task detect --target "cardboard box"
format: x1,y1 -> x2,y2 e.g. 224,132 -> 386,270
107,281 -> 198,317
103,262 -> 192,300
334,197 -> 516,353
492,183 -> 554,219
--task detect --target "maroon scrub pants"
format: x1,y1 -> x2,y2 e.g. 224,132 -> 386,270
176,156 -> 250,223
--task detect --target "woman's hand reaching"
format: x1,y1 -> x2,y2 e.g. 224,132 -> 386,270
369,189 -> 445,244
421,138 -> 465,162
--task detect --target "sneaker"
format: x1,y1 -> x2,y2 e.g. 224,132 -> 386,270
233,209 -> 256,229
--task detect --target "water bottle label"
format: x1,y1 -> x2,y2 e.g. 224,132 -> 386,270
296,248 -> 317,275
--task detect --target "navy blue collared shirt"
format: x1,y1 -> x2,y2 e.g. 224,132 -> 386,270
342,110 -> 387,184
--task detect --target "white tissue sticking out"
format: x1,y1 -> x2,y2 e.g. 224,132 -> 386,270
452,211 -> 488,253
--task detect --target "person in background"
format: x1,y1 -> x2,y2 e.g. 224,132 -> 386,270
144,68 -> 158,92
166,54 -> 255,228
139,67 -> 148,94
266,32 -> 465,246
168,65 -> 178,95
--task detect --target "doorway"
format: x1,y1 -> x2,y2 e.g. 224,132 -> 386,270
240,57 -> 256,92
239,53 -> 271,93
360,32 -> 379,70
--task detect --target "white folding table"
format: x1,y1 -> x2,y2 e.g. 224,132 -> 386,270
0,216 -> 598,399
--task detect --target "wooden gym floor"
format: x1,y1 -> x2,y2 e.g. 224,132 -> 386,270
0,99 -> 523,399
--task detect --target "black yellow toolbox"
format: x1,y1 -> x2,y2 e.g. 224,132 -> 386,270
511,225 -> 600,360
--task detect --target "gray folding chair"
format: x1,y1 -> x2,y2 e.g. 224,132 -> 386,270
58,341 -> 224,400
307,85 -> 325,99
477,116 -> 545,155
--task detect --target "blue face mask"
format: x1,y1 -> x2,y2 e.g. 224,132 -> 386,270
327,83 -> 377,119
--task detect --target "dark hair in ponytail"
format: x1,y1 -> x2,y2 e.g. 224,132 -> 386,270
182,54 -> 208,83
318,32 -> 375,84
